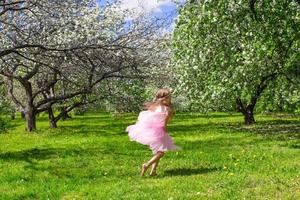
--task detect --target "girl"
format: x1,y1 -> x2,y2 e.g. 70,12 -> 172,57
126,88 -> 179,176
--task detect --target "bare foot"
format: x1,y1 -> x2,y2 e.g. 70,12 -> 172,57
140,164 -> 149,176
149,171 -> 157,176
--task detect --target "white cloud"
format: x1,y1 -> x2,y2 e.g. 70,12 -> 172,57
120,0 -> 173,12
119,0 -> 174,19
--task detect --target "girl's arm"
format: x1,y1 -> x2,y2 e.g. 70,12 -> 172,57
164,106 -> 173,127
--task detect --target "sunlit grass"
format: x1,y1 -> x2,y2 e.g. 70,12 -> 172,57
0,112 -> 299,199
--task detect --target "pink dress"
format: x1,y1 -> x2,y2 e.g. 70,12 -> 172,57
126,105 -> 179,154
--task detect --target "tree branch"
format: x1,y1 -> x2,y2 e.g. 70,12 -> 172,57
36,90 -> 90,108
236,97 -> 246,113
0,0 -> 25,7
6,78 -> 25,109
247,73 -> 278,110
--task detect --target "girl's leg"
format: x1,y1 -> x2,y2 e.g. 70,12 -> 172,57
141,151 -> 165,176
150,152 -> 165,176
150,160 -> 160,176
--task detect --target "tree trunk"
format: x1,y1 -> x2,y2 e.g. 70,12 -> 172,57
47,107 -> 57,128
50,119 -> 57,128
21,111 -> 25,119
24,108 -> 36,131
235,74 -> 278,125
243,109 -> 255,125
24,81 -> 36,132
236,98 -> 256,125
23,80 -> 37,132
60,107 -> 71,120
11,111 -> 15,120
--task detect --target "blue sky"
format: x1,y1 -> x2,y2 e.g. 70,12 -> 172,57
96,0 -> 186,31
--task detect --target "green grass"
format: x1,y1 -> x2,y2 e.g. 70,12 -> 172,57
0,112 -> 299,200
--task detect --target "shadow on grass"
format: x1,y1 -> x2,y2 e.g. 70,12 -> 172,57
0,146 -> 133,163
64,115 -> 136,123
45,125 -> 127,137
0,148 -> 59,169
164,167 -> 220,176
0,147 -> 76,163
229,119 -> 300,141
174,112 -> 242,119
168,123 -> 231,134
290,144 -> 300,148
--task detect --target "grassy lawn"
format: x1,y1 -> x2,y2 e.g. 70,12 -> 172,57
0,112 -> 299,200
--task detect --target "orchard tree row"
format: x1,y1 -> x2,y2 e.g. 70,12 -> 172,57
173,0 -> 300,124
0,0 -> 171,131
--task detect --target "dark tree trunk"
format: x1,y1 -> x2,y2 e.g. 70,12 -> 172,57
60,107 -> 72,120
52,101 -> 87,124
23,80 -> 36,132
24,108 -> 36,131
47,106 -> 57,128
236,98 -> 256,125
235,74 -> 277,125
50,119 -> 57,128
21,111 -> 25,119
11,111 -> 15,120
244,108 -> 255,125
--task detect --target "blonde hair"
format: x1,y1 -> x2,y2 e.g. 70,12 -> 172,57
145,88 -> 172,110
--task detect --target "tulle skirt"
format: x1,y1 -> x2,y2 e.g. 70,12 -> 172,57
126,111 -> 179,154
